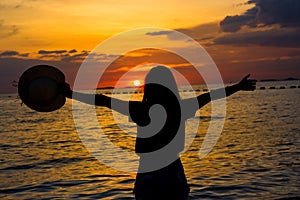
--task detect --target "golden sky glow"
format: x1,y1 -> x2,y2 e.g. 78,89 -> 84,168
0,0 -> 300,93
0,0 -> 251,52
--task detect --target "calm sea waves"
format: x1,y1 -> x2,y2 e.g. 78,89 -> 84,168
0,81 -> 299,199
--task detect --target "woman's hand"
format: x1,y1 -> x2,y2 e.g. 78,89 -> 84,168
59,82 -> 73,98
237,74 -> 257,91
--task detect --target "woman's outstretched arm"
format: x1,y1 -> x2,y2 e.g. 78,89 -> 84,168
200,74 -> 256,107
182,74 -> 257,117
60,83 -> 139,116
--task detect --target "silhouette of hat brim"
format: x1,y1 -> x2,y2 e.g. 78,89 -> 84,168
18,65 -> 66,112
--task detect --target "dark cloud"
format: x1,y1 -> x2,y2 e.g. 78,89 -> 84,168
0,51 -> 30,58
72,52 -> 89,57
216,0 -> 300,47
146,31 -> 173,36
146,28 -> 214,42
61,52 -> 87,62
176,23 -> 219,41
107,54 -> 119,59
0,51 -> 19,57
144,23 -> 219,45
69,49 -> 77,53
214,28 -> 300,47
220,0 -> 300,32
61,51 -> 121,63
19,53 -> 29,57
38,50 -> 68,55
220,7 -> 257,32
249,0 -> 300,27
60,51 -> 118,63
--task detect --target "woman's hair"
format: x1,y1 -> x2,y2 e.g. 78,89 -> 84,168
142,66 -> 180,104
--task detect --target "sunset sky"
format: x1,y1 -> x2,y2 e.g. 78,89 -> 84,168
0,0 -> 300,93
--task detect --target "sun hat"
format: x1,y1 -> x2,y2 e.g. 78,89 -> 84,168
18,65 -> 66,112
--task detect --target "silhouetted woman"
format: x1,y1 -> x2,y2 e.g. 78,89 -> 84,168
63,66 -> 256,200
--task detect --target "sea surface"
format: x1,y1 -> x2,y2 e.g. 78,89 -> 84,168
0,81 -> 299,200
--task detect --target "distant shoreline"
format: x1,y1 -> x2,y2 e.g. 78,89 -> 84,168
259,77 -> 300,82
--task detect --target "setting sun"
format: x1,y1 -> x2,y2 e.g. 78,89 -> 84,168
133,80 -> 141,87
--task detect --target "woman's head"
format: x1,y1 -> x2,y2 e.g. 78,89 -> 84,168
143,66 -> 180,103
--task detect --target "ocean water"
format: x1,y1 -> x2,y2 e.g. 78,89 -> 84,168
0,81 -> 299,200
